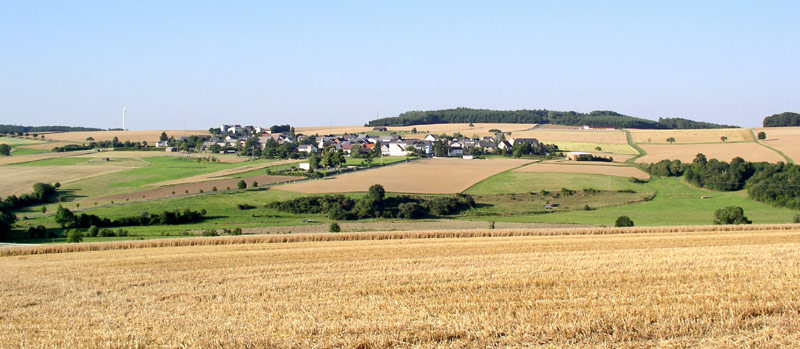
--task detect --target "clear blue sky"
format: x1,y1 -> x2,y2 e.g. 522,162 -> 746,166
2,1 -> 798,129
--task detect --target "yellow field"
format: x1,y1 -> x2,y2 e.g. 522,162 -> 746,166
44,130 -> 209,143
276,158 -> 532,194
637,142 -> 785,163
512,129 -> 629,144
0,165 -> 131,197
757,126 -> 800,162
515,162 -> 650,179
631,128 -> 753,144
547,140 -> 640,155
2,228 -> 799,347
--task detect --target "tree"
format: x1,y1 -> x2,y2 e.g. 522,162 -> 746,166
615,216 -> 634,227
159,132 -> 168,142
714,206 -> 752,225
720,136 -> 728,142
66,230 -> 83,243
237,180 -> 247,190
321,146 -> 345,168
329,222 -> 341,232
411,127 -> 417,134
0,144 -> 10,156
367,184 -> 386,202
757,131 -> 766,140
251,180 -> 258,188
86,137 -> 94,141
308,152 -> 320,169
666,137 -> 676,144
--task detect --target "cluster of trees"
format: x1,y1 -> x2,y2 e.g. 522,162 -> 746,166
746,162 -> 800,210
367,108 -> 737,129
642,159 -> 685,177
509,142 -> 560,157
684,155 -> 755,191
267,184 -> 475,220
762,112 -> 800,127
575,154 -> 613,162
0,183 -> 60,240
713,206 -> 752,225
0,124 -> 102,134
54,206 -> 206,229
0,144 -> 11,156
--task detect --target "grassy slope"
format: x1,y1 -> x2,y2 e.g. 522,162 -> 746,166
465,173 -> 797,226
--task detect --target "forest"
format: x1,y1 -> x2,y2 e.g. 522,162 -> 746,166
762,112 -> 800,127
367,108 -> 738,129
0,124 -> 103,134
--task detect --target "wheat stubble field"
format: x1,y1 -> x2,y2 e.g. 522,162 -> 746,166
2,228 -> 799,347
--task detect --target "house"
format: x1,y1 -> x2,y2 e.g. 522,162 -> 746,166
449,142 -> 463,157
299,163 -> 311,170
388,142 -> 411,156
462,154 -> 474,160
497,140 -> 512,151
155,141 -> 169,147
478,139 -> 497,152
567,152 -> 592,160
297,144 -> 317,154
424,134 -> 439,142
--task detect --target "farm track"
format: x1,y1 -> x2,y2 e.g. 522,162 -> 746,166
751,129 -> 794,164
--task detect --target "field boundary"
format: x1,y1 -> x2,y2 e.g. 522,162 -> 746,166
3,223 -> 798,257
624,130 -> 647,163
751,129 -> 794,164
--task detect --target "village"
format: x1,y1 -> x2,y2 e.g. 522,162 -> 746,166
177,124 -> 565,160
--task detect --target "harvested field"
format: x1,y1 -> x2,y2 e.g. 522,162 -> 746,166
44,130 -> 209,143
2,228 -> 799,347
17,141 -> 79,150
631,128 -> 753,144
244,220 -> 588,234
0,150 -> 94,165
149,159 -> 301,187
96,175 -> 298,202
547,140 -> 639,155
757,126 -> 800,162
514,162 -> 650,179
512,129 -> 629,144
0,165 -> 129,197
637,142 -> 785,163
276,158 -> 532,194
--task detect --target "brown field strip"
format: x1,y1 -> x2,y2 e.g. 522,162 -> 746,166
511,129 -> 629,144
637,142 -> 785,163
757,126 -> 800,162
0,165 -> 131,197
297,123 -> 537,136
44,130 -> 210,143
514,162 -> 650,179
630,128 -> 754,144
96,175 -> 299,202
276,158 -> 532,194
148,159 -> 301,187
2,227 -> 799,347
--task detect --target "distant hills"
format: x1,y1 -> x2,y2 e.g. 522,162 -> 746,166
763,112 -> 800,127
367,108 -> 739,129
0,124 -> 104,134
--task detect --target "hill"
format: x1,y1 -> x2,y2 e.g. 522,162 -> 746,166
763,112 -> 800,127
367,108 -> 739,129
0,124 -> 103,134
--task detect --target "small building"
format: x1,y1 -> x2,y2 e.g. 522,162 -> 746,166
567,152 -> 592,160
462,154 -> 474,160
299,163 -> 311,170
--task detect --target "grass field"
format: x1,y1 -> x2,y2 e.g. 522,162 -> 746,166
637,142 -> 785,163
276,158 -> 532,194
2,229 -> 799,347
513,162 -> 650,179
466,175 -> 799,226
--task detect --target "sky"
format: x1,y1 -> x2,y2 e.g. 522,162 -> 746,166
1,1 -> 798,129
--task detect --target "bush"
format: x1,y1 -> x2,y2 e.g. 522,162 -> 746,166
757,131 -> 766,140
489,221 -> 495,229
252,180 -> 258,188
329,222 -> 341,233
202,229 -> 219,236
237,180 -> 247,190
231,227 -> 242,235
87,225 -> 99,237
583,204 -> 591,211
66,230 -> 83,243
615,216 -> 634,227
26,225 -> 47,239
237,204 -> 256,210
794,215 -> 800,223
713,206 -> 752,225
99,228 -> 116,237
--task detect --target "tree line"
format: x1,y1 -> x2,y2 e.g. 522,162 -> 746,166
266,184 -> 476,220
0,183 -> 60,240
367,108 -> 738,129
0,124 -> 103,134
54,206 -> 207,229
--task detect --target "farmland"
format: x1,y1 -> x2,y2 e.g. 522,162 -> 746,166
513,162 -> 650,179
2,229 -> 799,346
276,158 -> 532,194
757,126 -> 800,162
630,128 -> 754,143
637,142 -> 785,163
43,130 -> 209,143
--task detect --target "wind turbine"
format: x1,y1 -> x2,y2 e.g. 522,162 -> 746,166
122,106 -> 126,131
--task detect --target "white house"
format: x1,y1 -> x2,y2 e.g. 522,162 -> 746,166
388,142 -> 411,156
424,134 -> 439,142
297,144 -> 317,153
